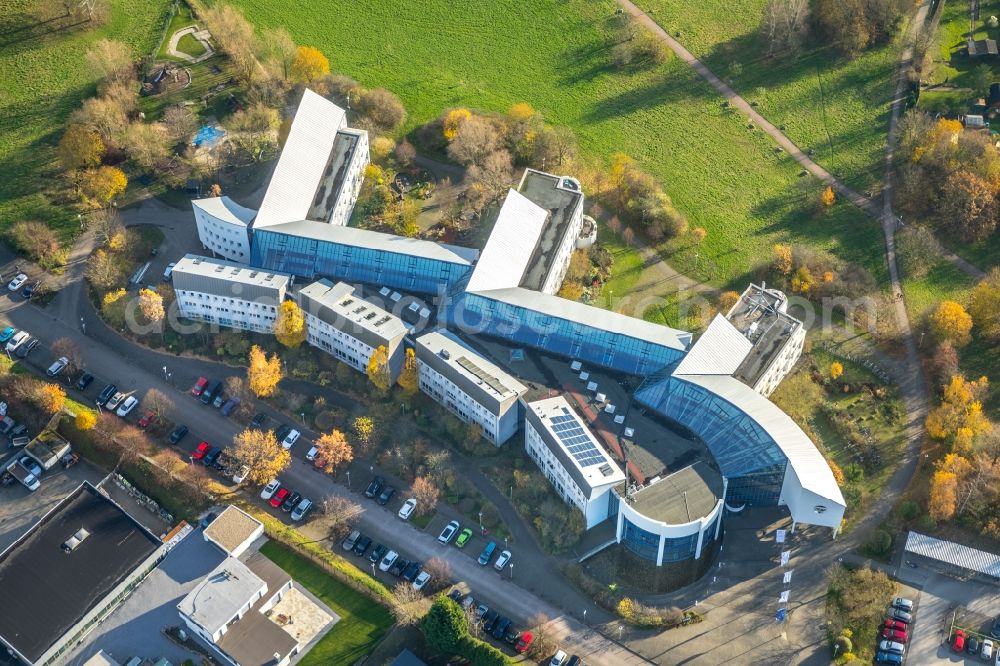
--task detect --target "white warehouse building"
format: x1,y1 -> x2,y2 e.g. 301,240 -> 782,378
524,396 -> 626,529
297,279 -> 407,382
172,254 -> 290,333
414,329 -> 528,445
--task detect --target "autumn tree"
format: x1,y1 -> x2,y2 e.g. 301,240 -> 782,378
137,288 -> 164,322
57,124 -> 104,171
76,411 -> 97,431
812,0 -> 903,57
290,46 -> 329,83
273,300 -> 306,347
691,227 -> 707,243
261,27 -> 297,80
229,428 -> 290,486
760,0 -> 810,54
79,166 -> 127,206
395,139 -> 417,166
225,104 -> 280,162
929,466 -> 960,521
352,415 -> 376,455
970,267 -> 1000,341
8,221 -> 60,264
397,347 -> 418,394
356,88 -> 406,132
141,388 -> 175,419
35,384 -> 66,414
931,341 -> 960,386
925,375 -> 992,452
70,95 -> 129,143
928,300 -> 973,347
939,171 -> 999,242
391,582 -> 431,626
447,115 -> 500,165
830,362 -> 844,380
201,4 -> 258,84
367,345 -> 392,393
51,337 -> 84,374
772,244 -> 793,275
558,282 -> 585,301
466,149 -> 514,202
442,108 -> 471,141
122,122 -> 170,172
248,345 -> 283,397
410,476 -> 440,516
84,38 -> 134,85
717,291 -> 740,313
820,185 -> 836,208
86,248 -> 125,291
313,430 -> 353,473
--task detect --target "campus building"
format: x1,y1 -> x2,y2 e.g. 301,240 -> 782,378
415,329 -> 528,445
0,482 -> 167,666
172,254 -> 291,334
298,278 -> 408,381
524,396 -> 626,528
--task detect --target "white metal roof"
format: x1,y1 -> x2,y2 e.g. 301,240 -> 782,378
673,314 -> 753,376
469,287 -> 692,351
299,279 -> 408,342
905,531 -> 1000,577
258,220 -> 479,265
674,373 -> 845,508
191,195 -> 256,227
177,556 -> 265,636
465,189 -> 548,293
254,89 -> 346,228
172,253 -> 290,290
415,328 -> 528,402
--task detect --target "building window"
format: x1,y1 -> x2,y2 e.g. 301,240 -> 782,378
621,518 -> 660,562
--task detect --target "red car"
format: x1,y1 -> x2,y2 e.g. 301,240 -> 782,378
191,441 -> 210,461
515,631 -> 533,654
884,619 -> 907,631
269,487 -> 290,509
882,628 -> 907,643
190,377 -> 208,396
137,411 -> 156,429
952,629 -> 966,652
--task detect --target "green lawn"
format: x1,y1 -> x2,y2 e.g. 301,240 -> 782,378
157,2 -> 199,60
641,0 -> 901,194
259,540 -> 395,666
0,0 -> 172,240
927,0 -> 1000,87
226,0 -> 884,289
597,224 -> 646,306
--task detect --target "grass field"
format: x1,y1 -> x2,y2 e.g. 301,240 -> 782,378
0,0 -> 172,240
259,540 -> 395,666
927,0 -> 1000,87
640,0 -> 902,195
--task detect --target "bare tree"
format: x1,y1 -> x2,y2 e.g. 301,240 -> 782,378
761,0 -> 811,54
526,612 -> 555,660
446,115 -> 500,165
260,27 -> 297,81
70,96 -> 129,143
122,121 -> 171,172
390,582 -> 431,625
320,494 -> 363,541
421,557 -> 453,593
51,338 -> 83,374
356,88 -> 407,132
85,38 -> 134,85
162,105 -> 199,145
141,388 -> 175,419
201,4 -> 260,84
466,150 -> 513,202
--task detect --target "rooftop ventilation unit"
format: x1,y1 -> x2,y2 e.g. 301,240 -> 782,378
599,463 -> 614,477
439,349 -> 450,360
61,527 -> 91,553
339,298 -> 354,307
374,316 -> 392,327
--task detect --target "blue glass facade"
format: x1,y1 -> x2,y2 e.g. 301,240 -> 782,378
622,518 -> 660,561
251,229 -> 473,294
662,533 -> 699,563
635,377 -> 788,506
448,293 -> 686,375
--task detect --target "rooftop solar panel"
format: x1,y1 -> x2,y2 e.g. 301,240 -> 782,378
548,412 -> 605,468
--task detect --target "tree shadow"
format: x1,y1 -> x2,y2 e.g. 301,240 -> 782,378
0,12 -> 93,51
581,68 -> 713,123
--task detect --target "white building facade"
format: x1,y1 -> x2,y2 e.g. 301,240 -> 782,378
172,254 -> 290,333
524,396 -> 625,528
191,196 -> 255,263
414,329 -> 528,445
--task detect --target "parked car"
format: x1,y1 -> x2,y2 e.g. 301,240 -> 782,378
992,615 -> 1000,640
281,491 -> 301,513
291,498 -> 313,521
438,520 -> 460,544
494,549 -> 512,571
7,273 -> 27,291
0,327 -> 15,343
105,391 -> 125,410
9,424 -> 27,440
984,639 -> 995,661
269,487 -> 290,509
233,465 -> 250,484
413,571 -> 432,591
10,435 -> 29,448
200,380 -> 222,405
14,338 -> 38,358
137,411 -> 156,429
370,544 -> 388,565
190,377 -> 208,396
478,541 -> 497,566
364,476 -> 384,499
482,610 -> 499,634
515,631 -> 534,653
952,630 -> 966,652
203,447 -> 222,467
47,356 -> 69,377
882,628 -> 908,643
96,383 -> 118,407
220,397 -> 241,417
389,557 -> 409,577
281,428 -> 300,449
550,649 -> 568,666
275,424 -> 292,442
116,395 -> 138,417
874,653 -> 902,665
0,417 -> 15,435
163,263 -> 176,281
402,561 -> 422,582
887,608 -> 912,624
448,588 -> 463,603
475,603 -> 488,621
190,441 -> 211,461
353,535 -> 372,557
969,635 -> 981,656
377,485 -> 395,506
891,597 -> 914,612
504,626 -> 522,644
879,640 -> 905,656
492,617 -> 512,641
884,618 -> 906,631
212,393 -> 226,409
168,424 -> 189,445
5,330 -> 28,353
460,594 -> 476,611
456,528 -> 473,548
251,412 -> 268,430
18,456 -> 42,478
21,280 -> 40,299
260,479 -> 281,500
76,373 -> 94,390
379,550 -> 398,572
342,530 -> 361,551
398,498 -> 417,520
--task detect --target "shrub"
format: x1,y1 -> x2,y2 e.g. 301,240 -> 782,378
833,635 -> 853,655
898,500 -> 920,521
916,514 -> 937,531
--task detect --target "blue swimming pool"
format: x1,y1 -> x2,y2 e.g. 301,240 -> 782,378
193,125 -> 225,147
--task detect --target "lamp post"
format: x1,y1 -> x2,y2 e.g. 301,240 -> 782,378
583,609 -> 587,625
371,562 -> 376,576
80,317 -> 86,334
509,562 -> 513,580
504,536 -> 508,550
618,625 -> 623,641
162,365 -> 168,380
299,412 -> 305,425
346,471 -> 351,489
478,511 -> 483,532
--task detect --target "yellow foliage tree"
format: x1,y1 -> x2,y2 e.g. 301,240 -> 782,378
558,282 -> 585,301
791,265 -> 813,293
930,118 -> 963,144
229,428 -> 291,487
247,344 -> 283,397
929,469 -> 958,520
367,345 -> 392,393
929,300 -> 973,347
820,185 -> 836,207
717,291 -> 740,313
397,347 -> 418,394
137,288 -> 164,322
313,429 -> 353,473
79,166 -> 127,206
969,267 -> 1000,341
290,45 -> 330,83
442,108 -> 471,141
58,124 -> 104,171
830,362 -> 844,380
352,415 -> 376,455
691,227 -> 707,242
103,288 -> 126,306
616,597 -> 637,621
773,244 -> 793,275
76,411 -> 97,430
925,375 -> 991,448
827,457 -> 845,486
273,300 -> 306,348
508,102 -> 535,121
37,384 -> 66,414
